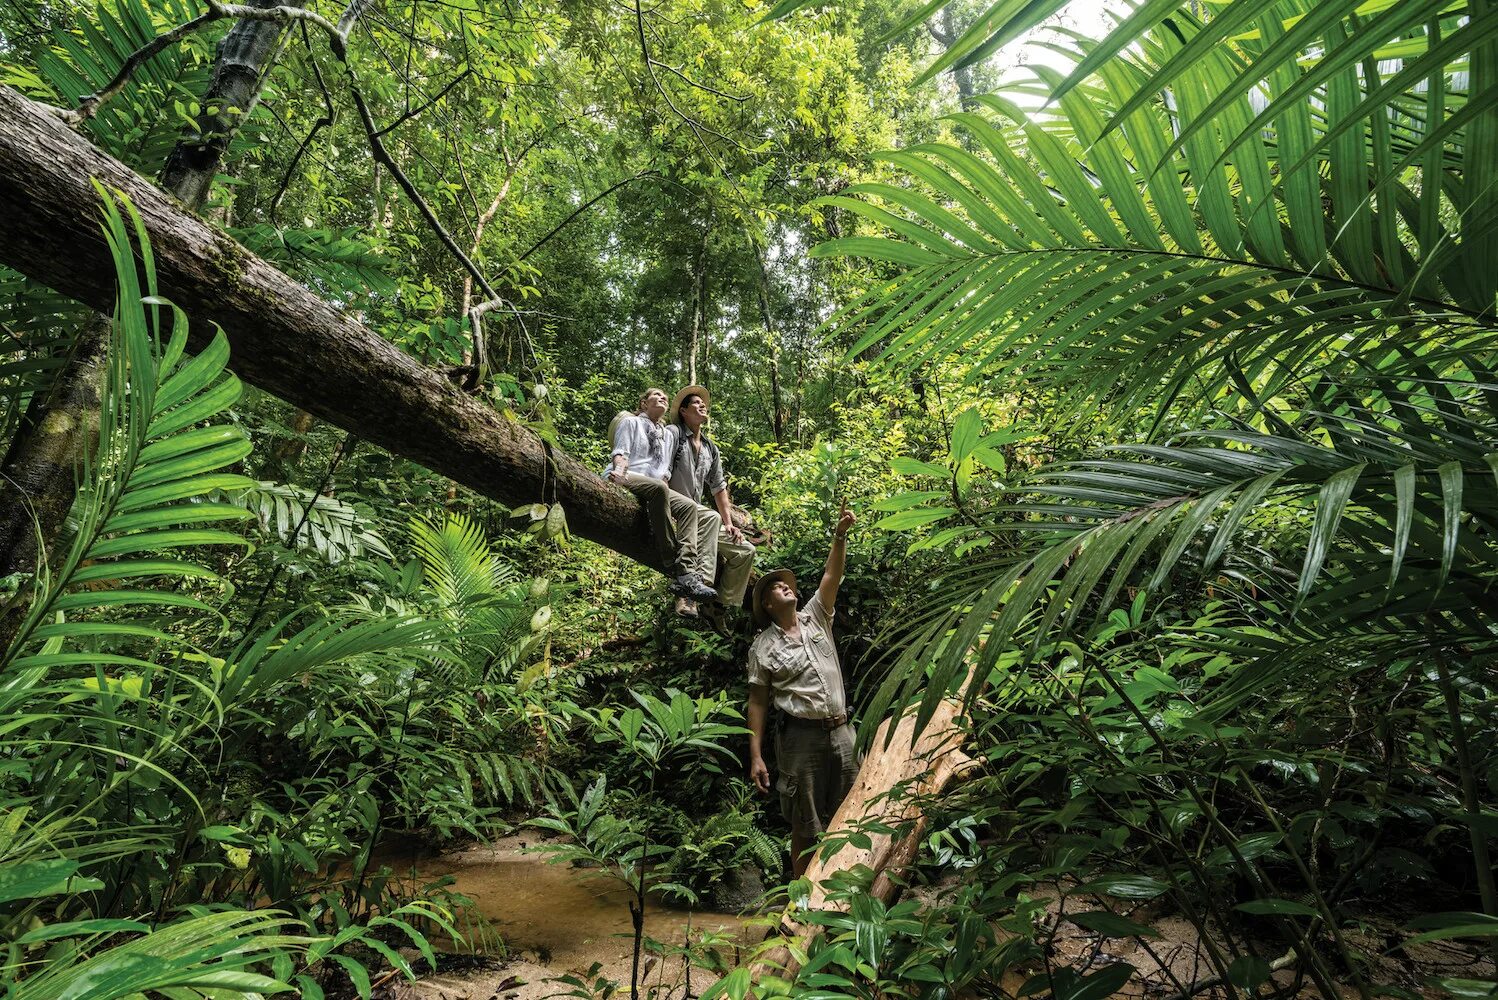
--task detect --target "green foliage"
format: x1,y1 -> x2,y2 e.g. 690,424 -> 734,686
225,479 -> 393,565
529,690 -> 749,995
807,0 -> 1498,996
8,0 -> 1497,996
3,0 -> 214,173
0,193 -> 559,996
662,780 -> 784,896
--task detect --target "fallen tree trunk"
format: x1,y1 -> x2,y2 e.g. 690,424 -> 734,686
751,684 -> 980,981
0,83 -> 665,568
1,2 -> 306,607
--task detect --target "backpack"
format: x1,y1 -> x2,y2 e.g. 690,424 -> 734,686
606,409 -> 634,452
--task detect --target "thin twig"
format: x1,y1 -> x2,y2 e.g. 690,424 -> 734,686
374,67 -> 473,137
652,60 -> 750,102
61,6 -> 224,123
514,171 -> 658,264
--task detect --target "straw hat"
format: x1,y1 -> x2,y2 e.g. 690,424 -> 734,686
752,568 -> 798,627
669,384 -> 710,425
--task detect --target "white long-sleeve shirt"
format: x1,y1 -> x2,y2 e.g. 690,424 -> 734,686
607,413 -> 672,481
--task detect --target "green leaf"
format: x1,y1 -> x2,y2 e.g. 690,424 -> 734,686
0,859 -> 104,904
875,507 -> 957,530
950,407 -> 983,464
1227,956 -> 1272,988
872,490 -> 949,512
1067,910 -> 1161,938
891,457 -> 950,478
1078,874 -> 1169,900
14,918 -> 150,943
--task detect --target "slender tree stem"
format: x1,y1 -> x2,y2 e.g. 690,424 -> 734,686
1430,640 -> 1498,967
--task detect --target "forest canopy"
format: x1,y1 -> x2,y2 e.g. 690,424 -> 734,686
0,0 -> 1495,998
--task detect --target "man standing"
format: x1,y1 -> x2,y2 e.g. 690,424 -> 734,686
664,385 -> 756,614
605,387 -> 719,614
746,505 -> 857,877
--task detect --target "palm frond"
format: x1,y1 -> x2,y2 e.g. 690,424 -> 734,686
407,512 -> 543,683
822,1 -> 1492,430
829,0 -> 1498,740
22,0 -> 214,175
4,905 -> 300,1000
4,186 -> 254,665
232,225 -> 398,302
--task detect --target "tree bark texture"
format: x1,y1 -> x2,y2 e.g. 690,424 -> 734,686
751,689 -> 979,981
158,0 -> 306,208
0,317 -> 107,578
0,84 -> 674,569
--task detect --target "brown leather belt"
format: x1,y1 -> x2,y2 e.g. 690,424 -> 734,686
785,712 -> 848,730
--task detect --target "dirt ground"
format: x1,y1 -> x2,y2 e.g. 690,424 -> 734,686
385,840 -> 1494,1000
386,835 -> 755,1000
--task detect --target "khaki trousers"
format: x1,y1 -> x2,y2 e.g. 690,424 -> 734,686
715,532 -> 755,605
620,473 -> 713,582
621,475 -> 754,596
672,499 -> 756,604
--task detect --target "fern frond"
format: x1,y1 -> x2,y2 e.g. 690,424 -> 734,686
3,187 -> 254,666
223,480 -> 393,564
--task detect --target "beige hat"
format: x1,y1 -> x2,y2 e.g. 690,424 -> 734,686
752,568 -> 798,627
669,384 -> 710,425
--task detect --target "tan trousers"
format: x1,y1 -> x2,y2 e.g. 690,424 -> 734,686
715,531 -> 755,605
620,473 -> 713,582
678,500 -> 756,605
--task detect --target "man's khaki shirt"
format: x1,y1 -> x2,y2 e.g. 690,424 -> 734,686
746,591 -> 846,720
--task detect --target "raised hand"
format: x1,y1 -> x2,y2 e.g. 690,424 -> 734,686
834,502 -> 854,539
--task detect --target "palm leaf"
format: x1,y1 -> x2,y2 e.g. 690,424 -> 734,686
27,0 -> 214,175
4,186 -> 254,665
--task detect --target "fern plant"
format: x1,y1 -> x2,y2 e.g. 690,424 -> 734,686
224,479 -> 394,565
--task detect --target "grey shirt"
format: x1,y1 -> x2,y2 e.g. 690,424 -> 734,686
664,425 -> 727,501
746,591 -> 846,719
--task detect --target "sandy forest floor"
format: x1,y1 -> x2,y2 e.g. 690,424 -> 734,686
381,837 -> 1494,1000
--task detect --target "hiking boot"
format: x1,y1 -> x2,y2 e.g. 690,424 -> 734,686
674,596 -> 699,617
672,574 -> 718,602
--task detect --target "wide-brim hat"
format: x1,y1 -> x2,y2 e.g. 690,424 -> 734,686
669,384 -> 710,425
752,568 -> 797,627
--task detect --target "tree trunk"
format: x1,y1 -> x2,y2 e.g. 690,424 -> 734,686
931,8 -> 977,111
0,84 -> 736,570
685,217 -> 711,385
751,688 -> 979,981
0,317 -> 107,578
158,0 -> 306,208
757,270 -> 784,444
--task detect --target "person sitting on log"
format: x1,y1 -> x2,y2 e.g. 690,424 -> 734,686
604,387 -> 719,613
746,504 -> 857,877
662,385 -> 756,617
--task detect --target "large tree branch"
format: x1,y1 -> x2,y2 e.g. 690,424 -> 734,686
0,83 -> 670,568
